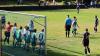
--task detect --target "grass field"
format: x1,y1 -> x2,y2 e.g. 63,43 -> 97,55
1,8 -> 100,56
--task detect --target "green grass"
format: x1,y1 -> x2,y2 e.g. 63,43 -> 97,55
1,8 -> 100,56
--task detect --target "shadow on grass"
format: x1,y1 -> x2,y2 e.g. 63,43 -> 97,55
48,45 -> 84,55
2,45 -> 77,56
48,45 -> 100,56
47,49 -> 77,56
72,33 -> 100,39
91,54 -> 100,56
2,45 -> 38,56
74,36 -> 100,39
2,44 -> 100,56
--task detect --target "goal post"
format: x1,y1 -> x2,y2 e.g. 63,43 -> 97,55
0,10 -> 47,56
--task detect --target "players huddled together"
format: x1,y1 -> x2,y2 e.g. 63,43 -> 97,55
3,20 -> 45,53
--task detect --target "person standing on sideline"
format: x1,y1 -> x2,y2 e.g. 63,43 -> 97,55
4,22 -> 13,44
94,15 -> 99,33
65,15 -> 72,37
76,2 -> 80,14
82,28 -> 90,55
17,0 -> 23,5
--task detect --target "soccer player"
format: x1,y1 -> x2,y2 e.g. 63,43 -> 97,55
39,29 -> 45,56
21,26 -> 27,47
65,15 -> 72,37
94,15 -> 99,33
12,23 -> 17,47
4,22 -> 13,44
30,29 -> 37,52
72,17 -> 79,37
25,26 -> 30,51
15,26 -> 22,47
82,28 -> 90,55
28,20 -> 34,33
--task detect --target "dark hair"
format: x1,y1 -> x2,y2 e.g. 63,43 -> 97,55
33,29 -> 37,33
42,29 -> 44,32
8,21 -> 10,24
67,15 -> 69,18
14,23 -> 17,26
86,28 -> 88,31
20,26 -> 23,29
74,16 -> 76,18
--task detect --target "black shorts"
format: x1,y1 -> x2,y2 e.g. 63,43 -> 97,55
66,25 -> 71,31
5,31 -> 10,37
83,39 -> 89,46
40,42 -> 45,46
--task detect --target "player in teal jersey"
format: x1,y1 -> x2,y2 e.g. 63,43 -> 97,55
72,17 -> 79,37
30,29 -> 37,52
25,26 -> 30,51
15,26 -> 22,47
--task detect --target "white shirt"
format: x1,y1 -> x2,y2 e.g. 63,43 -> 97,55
12,26 -> 17,33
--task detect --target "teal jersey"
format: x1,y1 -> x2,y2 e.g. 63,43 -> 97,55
31,32 -> 36,43
25,31 -> 30,43
16,29 -> 21,39
73,21 -> 77,27
15,29 -> 22,42
72,20 -> 78,29
39,32 -> 45,43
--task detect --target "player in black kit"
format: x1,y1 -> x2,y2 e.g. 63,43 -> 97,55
82,28 -> 90,55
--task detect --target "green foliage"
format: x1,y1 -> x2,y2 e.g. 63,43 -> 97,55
63,0 -> 76,2
55,0 -> 63,2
